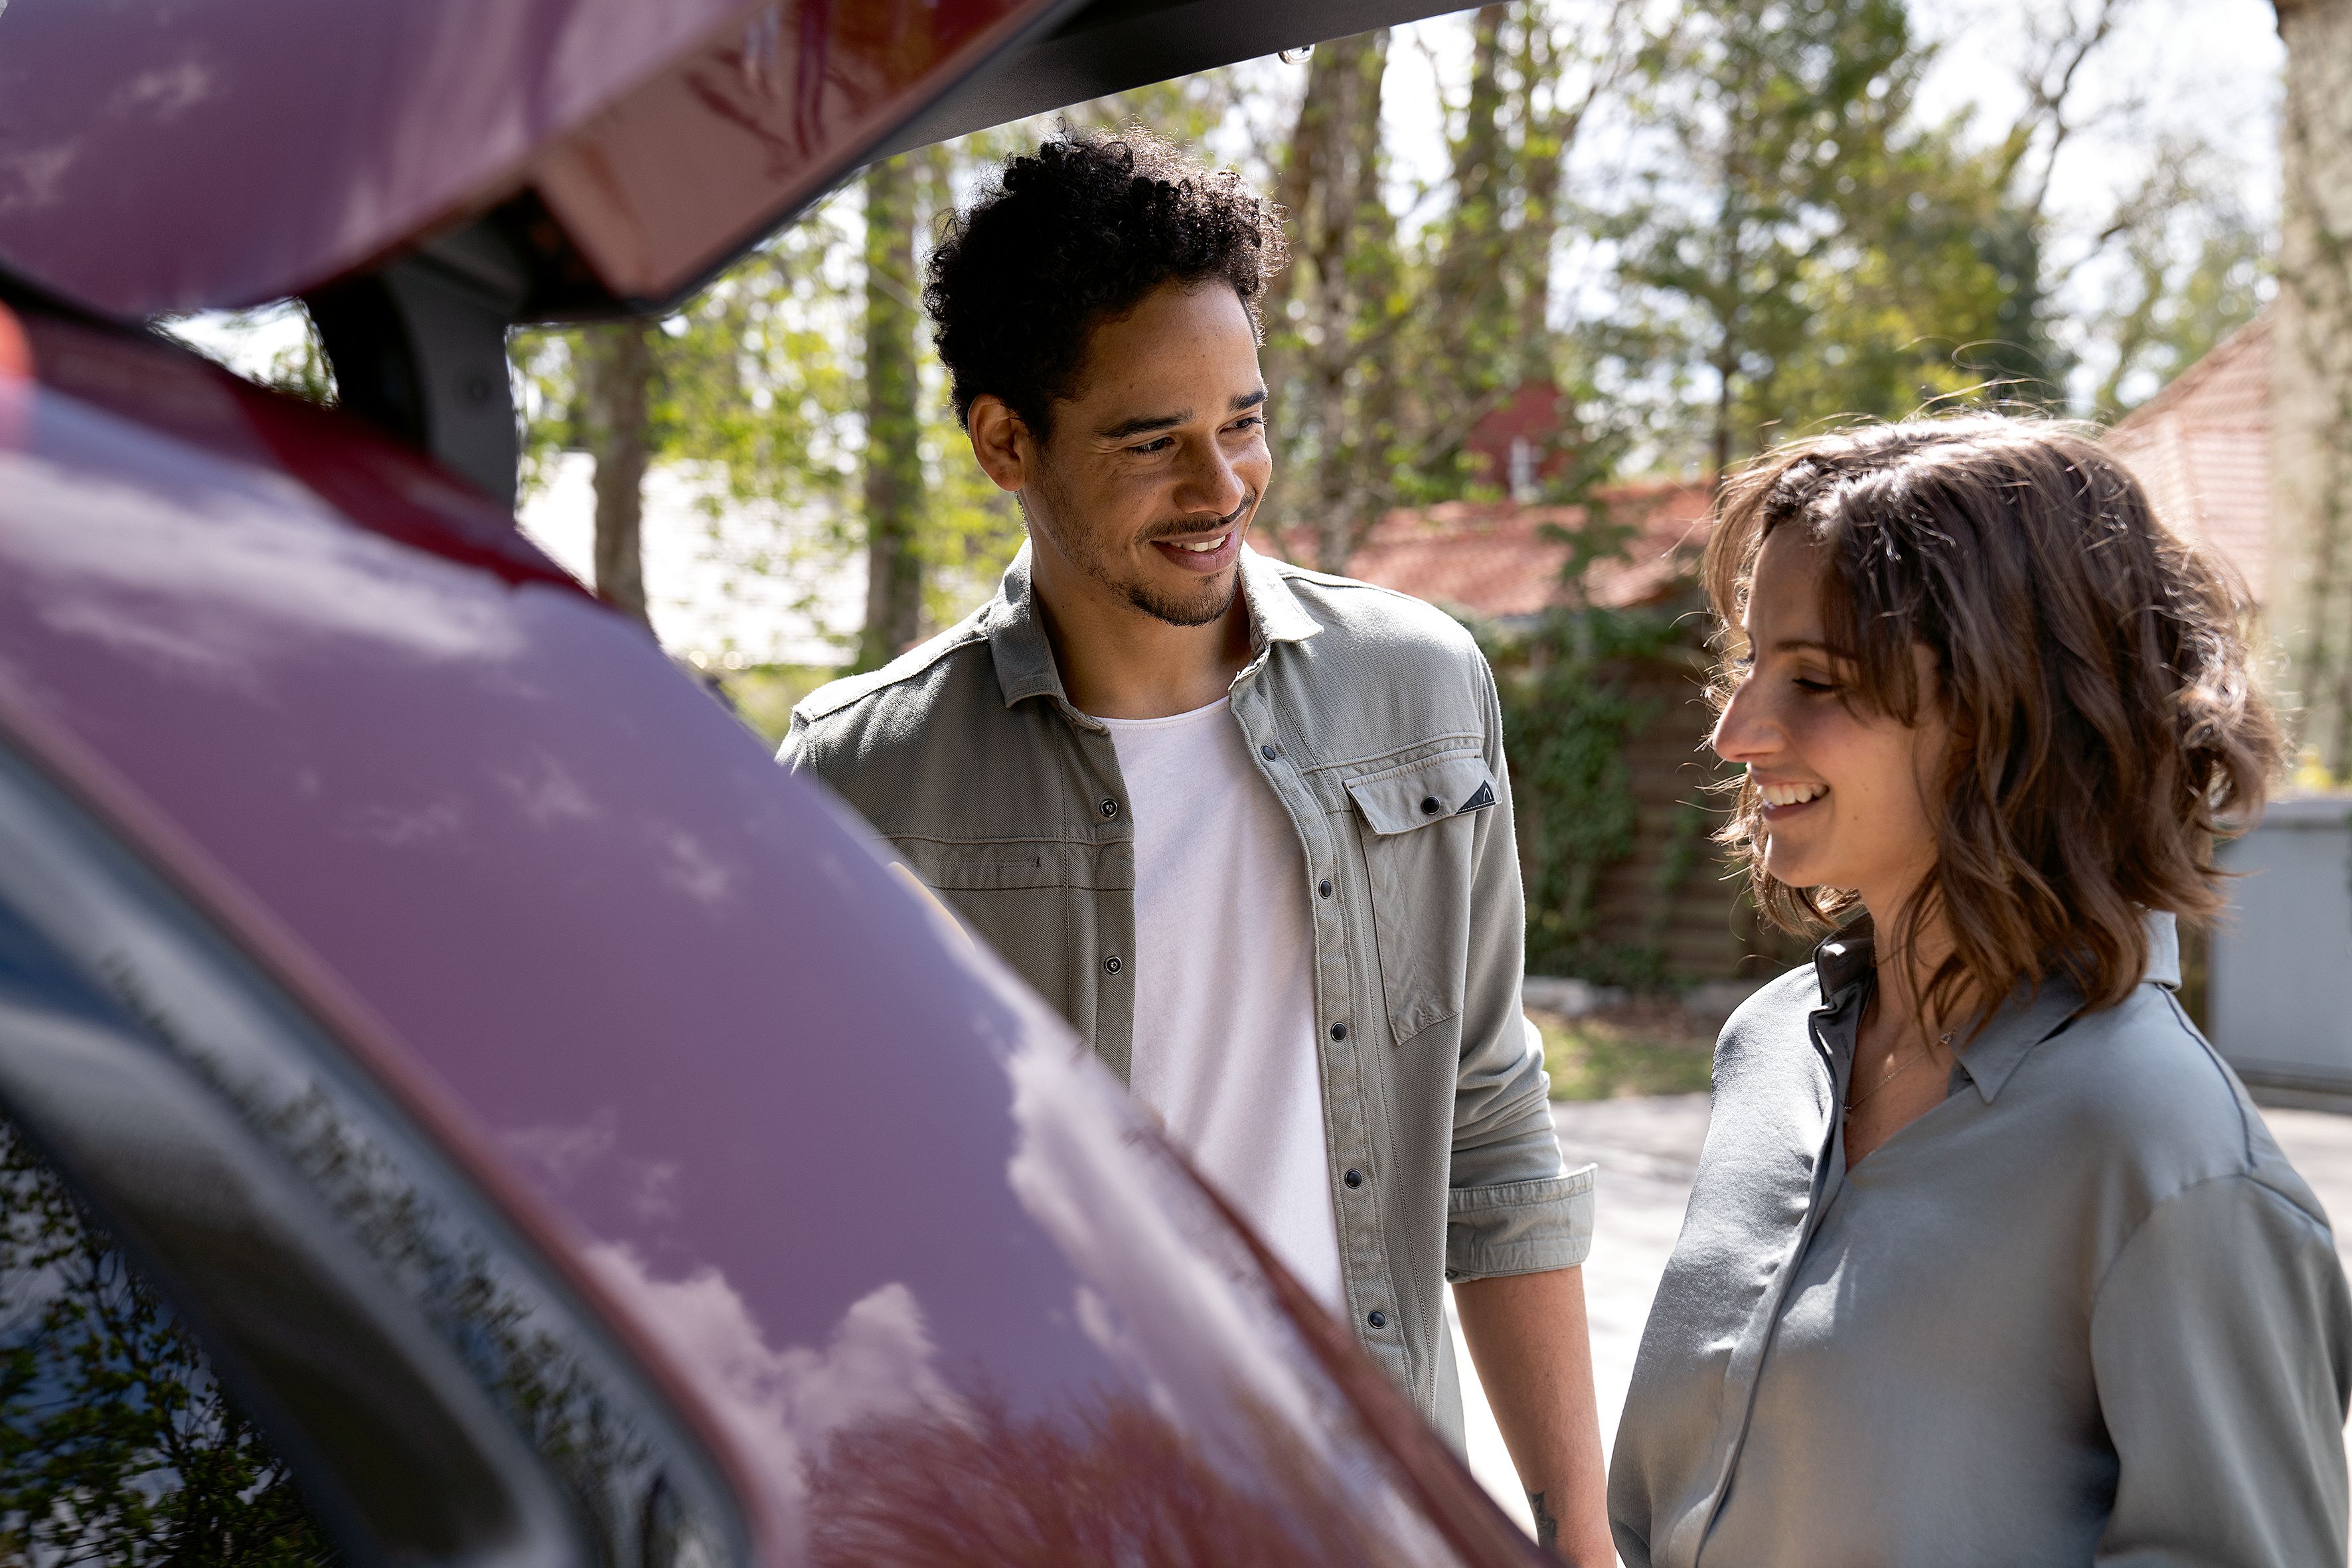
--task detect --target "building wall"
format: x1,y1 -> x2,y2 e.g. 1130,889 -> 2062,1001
1509,647 -> 1802,988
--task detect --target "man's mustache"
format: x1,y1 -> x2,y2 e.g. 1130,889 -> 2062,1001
1138,492 -> 1257,546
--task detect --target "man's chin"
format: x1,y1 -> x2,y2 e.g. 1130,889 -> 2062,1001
1121,566 -> 1240,629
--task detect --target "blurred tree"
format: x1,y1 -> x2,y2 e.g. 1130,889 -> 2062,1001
1262,5 -> 1639,568
574,322 -> 657,625
2272,0 -> 2352,769
0,1119 -> 334,1564
2090,185 -> 2266,422
1610,0 -> 1920,476
509,212 -> 861,648
1265,29 -> 1397,569
859,152 -> 926,670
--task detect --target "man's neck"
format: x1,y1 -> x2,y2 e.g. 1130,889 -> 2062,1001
1029,545 -> 1254,720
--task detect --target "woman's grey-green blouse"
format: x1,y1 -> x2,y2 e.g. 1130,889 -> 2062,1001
1609,915 -> 2352,1568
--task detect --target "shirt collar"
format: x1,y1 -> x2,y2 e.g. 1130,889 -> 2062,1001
1808,910 -> 2182,1104
982,540 -> 1322,710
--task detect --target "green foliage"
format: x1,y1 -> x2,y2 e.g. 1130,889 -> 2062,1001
1533,1008 -> 1715,1099
2091,197 -> 2268,421
0,1121 -> 337,1564
720,664 -> 838,747
501,3 -> 2266,665
1489,595 -> 1690,983
512,198 -> 862,516
1604,0 -> 2058,467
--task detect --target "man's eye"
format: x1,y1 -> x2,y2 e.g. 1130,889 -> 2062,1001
1227,415 -> 1265,433
1128,437 -> 1174,455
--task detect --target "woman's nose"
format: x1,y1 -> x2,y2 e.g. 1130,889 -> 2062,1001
1711,677 -> 1776,765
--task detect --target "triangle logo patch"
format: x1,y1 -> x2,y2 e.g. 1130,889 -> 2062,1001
1456,781 -> 1497,814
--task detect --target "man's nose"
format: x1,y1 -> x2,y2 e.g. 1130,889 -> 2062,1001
1173,435 -> 1247,517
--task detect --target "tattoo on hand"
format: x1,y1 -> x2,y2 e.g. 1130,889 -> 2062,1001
1529,1490 -> 1559,1552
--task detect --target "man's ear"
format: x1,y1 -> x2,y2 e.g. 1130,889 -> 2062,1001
967,395 -> 1029,494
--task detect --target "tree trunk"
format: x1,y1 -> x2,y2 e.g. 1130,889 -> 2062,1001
1427,7 -> 1512,373
859,154 -> 925,672
580,322 -> 656,627
1513,21 -> 1563,382
1709,129 -> 1747,489
1306,30 -> 1389,573
2273,0 -> 2352,772
1262,41 -> 1346,551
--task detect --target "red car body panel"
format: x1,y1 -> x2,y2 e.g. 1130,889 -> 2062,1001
0,0 -> 1049,315
0,309 -> 1535,1565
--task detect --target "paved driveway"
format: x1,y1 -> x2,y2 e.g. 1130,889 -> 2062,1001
1449,1093 -> 2352,1545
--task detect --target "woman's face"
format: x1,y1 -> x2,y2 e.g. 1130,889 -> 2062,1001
1711,526 -> 1952,917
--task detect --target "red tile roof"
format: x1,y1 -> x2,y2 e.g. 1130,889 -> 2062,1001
1274,314 -> 2276,627
2105,313 -> 2270,603
1266,478 -> 1715,621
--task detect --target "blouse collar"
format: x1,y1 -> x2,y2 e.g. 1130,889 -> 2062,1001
1808,911 -> 2182,1105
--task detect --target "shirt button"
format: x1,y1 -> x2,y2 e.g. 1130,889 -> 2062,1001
1420,795 -> 1441,815
1103,955 -> 1122,975
1318,879 -> 1332,898
1329,1022 -> 1348,1042
1099,797 -> 1119,820
1344,1168 -> 1363,1189
1367,1310 -> 1387,1330
1259,743 -> 1278,760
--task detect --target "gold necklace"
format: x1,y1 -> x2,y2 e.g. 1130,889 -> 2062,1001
1846,1029 -> 1955,1115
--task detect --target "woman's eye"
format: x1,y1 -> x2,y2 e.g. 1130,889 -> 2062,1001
1793,675 -> 1840,694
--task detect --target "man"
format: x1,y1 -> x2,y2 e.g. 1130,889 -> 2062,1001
781,130 -> 1608,1562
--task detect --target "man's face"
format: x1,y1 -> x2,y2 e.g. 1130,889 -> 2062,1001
1020,283 -> 1271,628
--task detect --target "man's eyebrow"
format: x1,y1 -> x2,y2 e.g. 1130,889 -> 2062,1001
1095,388 -> 1269,442
1096,410 -> 1188,441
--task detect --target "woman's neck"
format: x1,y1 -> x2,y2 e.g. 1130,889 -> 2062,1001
1859,880 -> 1966,1044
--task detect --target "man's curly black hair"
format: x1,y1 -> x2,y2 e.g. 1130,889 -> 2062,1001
924,127 -> 1287,437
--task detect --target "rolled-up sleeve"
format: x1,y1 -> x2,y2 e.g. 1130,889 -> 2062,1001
1445,658 -> 1594,1281
2091,1174 -> 2352,1566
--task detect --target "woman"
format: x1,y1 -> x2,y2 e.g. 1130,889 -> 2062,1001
1608,417 -> 2352,1567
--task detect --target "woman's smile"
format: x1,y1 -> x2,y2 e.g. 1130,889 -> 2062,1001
1755,777 -> 1830,815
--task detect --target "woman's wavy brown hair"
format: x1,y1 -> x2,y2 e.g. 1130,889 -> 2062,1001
1703,415 -> 2282,1020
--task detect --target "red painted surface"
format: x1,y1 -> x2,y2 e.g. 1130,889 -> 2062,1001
536,0 -> 1051,304
0,309 -> 1537,1567
0,0 -> 1046,317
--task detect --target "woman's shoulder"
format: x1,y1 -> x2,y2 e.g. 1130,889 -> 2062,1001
2033,983 -> 2328,1232
1709,966 -> 1838,1087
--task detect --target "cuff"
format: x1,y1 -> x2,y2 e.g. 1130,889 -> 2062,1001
1443,1162 -> 1597,1283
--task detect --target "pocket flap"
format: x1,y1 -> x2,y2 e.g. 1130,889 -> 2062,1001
1344,752 -> 1498,836
890,836 -> 1059,891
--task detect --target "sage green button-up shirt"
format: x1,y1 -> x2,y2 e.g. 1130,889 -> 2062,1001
1610,913 -> 2352,1568
780,545 -> 1593,1443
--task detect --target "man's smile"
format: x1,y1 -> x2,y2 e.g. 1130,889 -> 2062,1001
1142,495 -> 1253,575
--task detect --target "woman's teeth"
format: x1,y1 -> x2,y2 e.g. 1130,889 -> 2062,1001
1170,533 -> 1227,553
1760,781 -> 1828,807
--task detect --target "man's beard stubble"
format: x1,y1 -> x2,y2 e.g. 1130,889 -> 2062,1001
1029,487 -> 1257,629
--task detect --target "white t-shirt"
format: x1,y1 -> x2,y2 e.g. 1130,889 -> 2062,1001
1099,698 -> 1345,1308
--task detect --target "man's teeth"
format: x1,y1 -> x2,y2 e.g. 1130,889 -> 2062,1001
1170,534 -> 1228,553
1761,781 -> 1828,807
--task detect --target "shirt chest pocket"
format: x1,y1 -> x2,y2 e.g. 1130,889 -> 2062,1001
1343,751 -> 1498,1046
